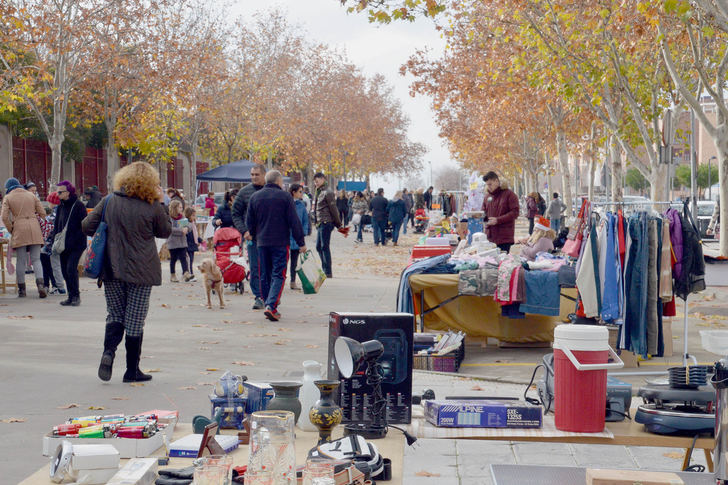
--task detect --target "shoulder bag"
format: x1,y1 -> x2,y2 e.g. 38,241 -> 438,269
52,201 -> 77,254
84,195 -> 112,279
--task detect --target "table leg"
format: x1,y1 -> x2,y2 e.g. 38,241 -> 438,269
681,450 -> 690,472
419,291 -> 425,333
705,448 -> 714,473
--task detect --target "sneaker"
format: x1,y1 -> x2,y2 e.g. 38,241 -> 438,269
183,271 -> 194,282
264,306 -> 281,321
48,287 -> 58,295
170,274 -> 179,283
290,281 -> 298,290
57,288 -> 66,294
354,239 -> 362,244
252,297 -> 265,310
188,275 -> 197,282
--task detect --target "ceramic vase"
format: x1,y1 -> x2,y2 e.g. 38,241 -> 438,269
309,380 -> 342,444
267,381 -> 303,424
298,361 -> 323,431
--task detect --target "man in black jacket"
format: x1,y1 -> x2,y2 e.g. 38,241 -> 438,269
246,170 -> 306,322
312,172 -> 342,278
369,188 -> 389,246
232,164 -> 266,309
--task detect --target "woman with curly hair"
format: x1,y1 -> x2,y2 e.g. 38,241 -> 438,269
82,162 -> 172,383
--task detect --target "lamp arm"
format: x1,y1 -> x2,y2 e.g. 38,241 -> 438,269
365,361 -> 387,431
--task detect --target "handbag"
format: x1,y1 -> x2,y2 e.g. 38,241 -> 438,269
84,195 -> 112,279
52,201 -> 77,254
567,199 -> 588,240
296,250 -> 326,294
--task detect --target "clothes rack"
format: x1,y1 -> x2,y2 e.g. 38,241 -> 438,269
586,200 -> 695,374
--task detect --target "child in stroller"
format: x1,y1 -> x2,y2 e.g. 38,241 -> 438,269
413,207 -> 428,234
212,227 -> 247,294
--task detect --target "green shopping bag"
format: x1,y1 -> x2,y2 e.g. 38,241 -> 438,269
296,250 -> 326,294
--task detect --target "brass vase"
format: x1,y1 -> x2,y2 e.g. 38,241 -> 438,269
309,380 -> 342,444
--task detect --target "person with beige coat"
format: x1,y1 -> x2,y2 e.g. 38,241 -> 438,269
1,177 -> 47,298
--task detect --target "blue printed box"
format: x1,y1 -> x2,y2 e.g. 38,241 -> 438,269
424,400 -> 542,428
243,382 -> 274,414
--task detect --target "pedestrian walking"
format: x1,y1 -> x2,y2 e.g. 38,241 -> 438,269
167,200 -> 193,282
481,171 -> 520,253
204,191 -> 217,217
166,188 -> 185,208
387,191 -> 407,246
84,185 -> 102,209
369,188 -> 389,246
546,192 -> 566,234
2,178 -> 47,298
184,206 -> 202,282
212,190 -> 235,229
288,183 -> 310,290
51,181 -> 87,306
312,172 -> 343,278
526,192 -> 539,235
424,186 -> 434,210
336,190 -> 349,226
351,192 -> 368,243
232,164 -> 266,310
83,161 -> 172,382
402,188 -> 414,233
245,170 -> 306,321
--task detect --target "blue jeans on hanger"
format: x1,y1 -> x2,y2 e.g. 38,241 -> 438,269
625,212 -> 649,358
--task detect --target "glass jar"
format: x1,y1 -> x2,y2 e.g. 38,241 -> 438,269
248,410 -> 296,485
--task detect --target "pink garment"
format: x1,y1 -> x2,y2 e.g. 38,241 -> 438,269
520,237 -> 554,261
205,197 -> 216,217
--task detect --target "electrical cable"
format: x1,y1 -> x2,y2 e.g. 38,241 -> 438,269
605,408 -> 631,421
523,364 -> 545,408
682,434 -> 703,472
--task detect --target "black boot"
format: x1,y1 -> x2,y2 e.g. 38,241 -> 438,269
36,278 -> 47,298
60,295 -> 80,306
17,283 -> 26,298
98,322 -> 125,382
123,335 -> 152,383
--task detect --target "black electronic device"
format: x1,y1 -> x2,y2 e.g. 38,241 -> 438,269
634,382 -> 715,435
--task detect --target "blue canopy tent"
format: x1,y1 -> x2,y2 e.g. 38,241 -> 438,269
336,181 -> 367,192
195,160 -> 291,199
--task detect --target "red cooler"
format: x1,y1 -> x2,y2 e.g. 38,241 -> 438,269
553,325 -> 623,432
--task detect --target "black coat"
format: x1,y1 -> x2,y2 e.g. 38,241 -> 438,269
246,183 -> 305,248
232,183 -> 263,235
213,204 -> 234,228
82,192 -> 172,285
86,190 -> 102,209
369,195 -> 389,221
52,195 -> 88,252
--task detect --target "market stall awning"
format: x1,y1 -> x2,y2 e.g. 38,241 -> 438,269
196,160 -> 256,182
337,181 -> 367,192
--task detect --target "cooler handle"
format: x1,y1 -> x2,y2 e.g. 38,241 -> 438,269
560,346 -> 624,371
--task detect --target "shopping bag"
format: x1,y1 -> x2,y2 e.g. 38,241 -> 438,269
84,195 -> 112,279
296,250 -> 326,294
562,233 -> 582,258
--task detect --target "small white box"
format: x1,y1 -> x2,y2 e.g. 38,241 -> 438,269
107,458 -> 158,485
43,431 -> 164,458
71,468 -> 119,485
71,443 -> 120,470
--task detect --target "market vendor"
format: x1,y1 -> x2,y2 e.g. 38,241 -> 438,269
481,171 -> 520,253
517,216 -> 556,261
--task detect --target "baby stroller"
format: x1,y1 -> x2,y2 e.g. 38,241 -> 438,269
212,227 -> 247,294
413,214 -> 429,234
383,221 -> 394,242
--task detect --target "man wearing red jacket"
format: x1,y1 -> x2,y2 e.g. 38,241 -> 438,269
481,171 -> 520,253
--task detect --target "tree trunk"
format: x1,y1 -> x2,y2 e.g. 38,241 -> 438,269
49,134 -> 63,186
588,152 -> 596,202
609,135 -> 623,202
105,119 -> 120,194
556,130 -> 573,216
649,163 -> 668,205
715,126 -> 728,257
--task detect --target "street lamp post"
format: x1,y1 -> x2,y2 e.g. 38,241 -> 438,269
428,161 -> 432,188
709,156 -> 717,200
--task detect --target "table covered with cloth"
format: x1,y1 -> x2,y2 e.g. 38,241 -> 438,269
409,273 -> 574,342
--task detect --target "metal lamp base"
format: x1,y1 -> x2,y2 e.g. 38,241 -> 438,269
343,423 -> 388,439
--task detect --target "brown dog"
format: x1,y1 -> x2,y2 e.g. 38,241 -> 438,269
198,258 -> 225,309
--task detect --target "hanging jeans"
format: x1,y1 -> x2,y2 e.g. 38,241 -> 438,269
625,213 -> 649,358
316,222 -> 334,277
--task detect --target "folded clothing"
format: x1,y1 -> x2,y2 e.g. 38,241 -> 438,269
519,270 -> 561,316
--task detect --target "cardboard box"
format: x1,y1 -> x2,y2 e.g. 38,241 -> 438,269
43,430 -> 165,459
424,400 -> 542,428
328,312 -> 414,425
586,468 -> 684,485
243,381 -> 274,414
71,444 -> 120,470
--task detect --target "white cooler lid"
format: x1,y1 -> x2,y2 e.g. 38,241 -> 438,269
553,325 -> 609,351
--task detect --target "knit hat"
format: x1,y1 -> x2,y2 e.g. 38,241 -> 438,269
534,216 -> 551,232
4,178 -> 21,194
47,191 -> 60,205
25,181 -> 36,189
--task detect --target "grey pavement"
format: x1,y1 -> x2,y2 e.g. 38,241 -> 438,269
0,223 -> 723,483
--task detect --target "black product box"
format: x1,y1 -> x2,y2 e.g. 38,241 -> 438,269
327,312 -> 414,425
424,400 -> 543,428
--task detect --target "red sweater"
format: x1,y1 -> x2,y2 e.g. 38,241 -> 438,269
481,187 -> 520,245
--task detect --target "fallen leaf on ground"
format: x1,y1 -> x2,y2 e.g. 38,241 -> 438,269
305,344 -> 319,349
663,451 -> 684,459
274,340 -> 290,346
143,369 -> 161,373
232,361 -> 255,366
111,397 -> 130,400
57,403 -> 79,409
197,382 -> 215,386
200,347 -> 210,351
192,324 -> 209,328
8,315 -> 33,320
1,417 -> 26,423
161,303 -> 170,308
206,368 -> 219,371
179,386 -> 197,390
200,341 -> 220,345
88,406 -> 105,410
415,471 -> 440,477
471,385 -> 484,391
129,383 -> 145,387
212,328 -> 224,331
703,293 -> 716,301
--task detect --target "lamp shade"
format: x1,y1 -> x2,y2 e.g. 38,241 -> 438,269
334,337 -> 384,378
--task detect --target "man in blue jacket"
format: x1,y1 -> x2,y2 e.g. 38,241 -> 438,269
246,170 -> 306,321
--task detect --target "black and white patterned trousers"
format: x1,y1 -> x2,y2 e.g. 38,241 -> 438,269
104,279 -> 152,337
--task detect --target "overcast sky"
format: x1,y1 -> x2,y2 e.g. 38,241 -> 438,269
229,0 -> 454,193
